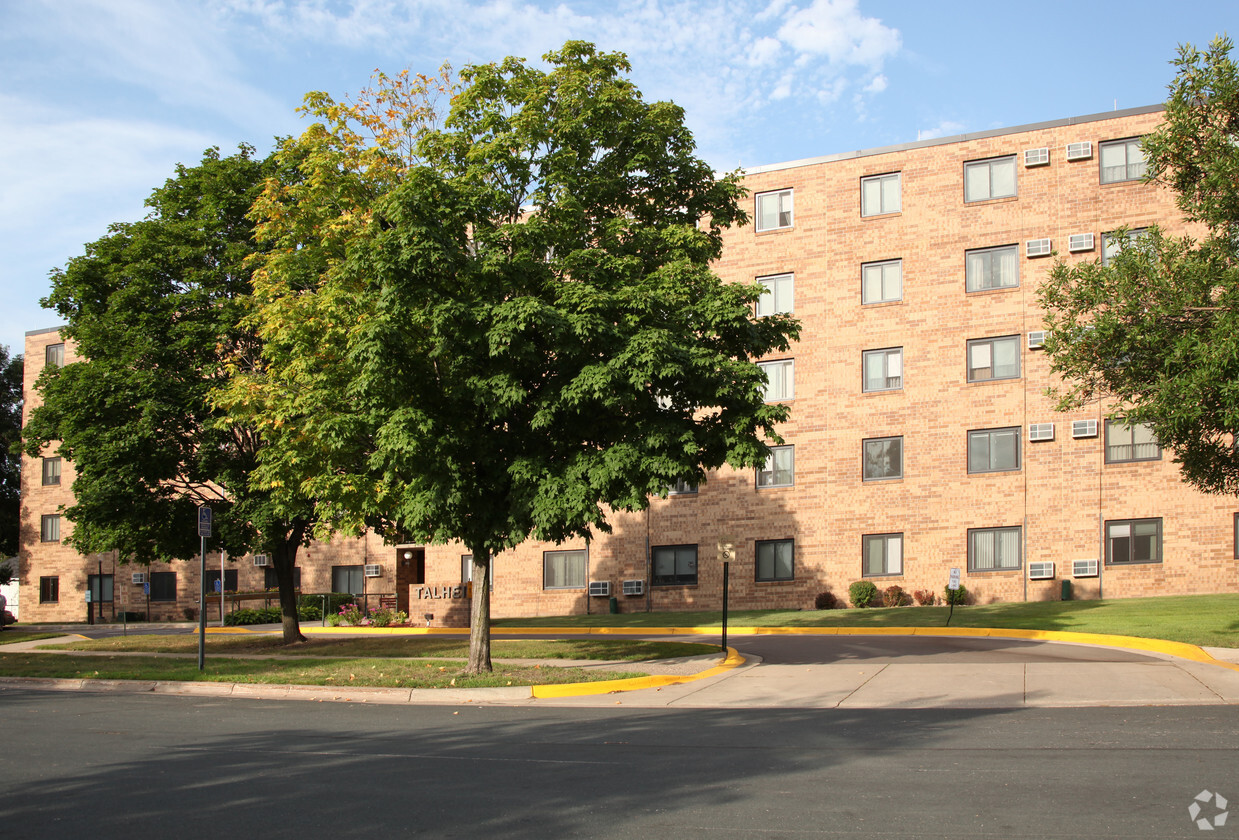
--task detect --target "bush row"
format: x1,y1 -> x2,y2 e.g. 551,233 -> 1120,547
813,583 -> 972,610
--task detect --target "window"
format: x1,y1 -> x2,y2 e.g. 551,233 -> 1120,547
968,427 -> 1021,473
1100,137 -> 1146,184
757,445 -> 794,487
759,359 -> 794,401
667,478 -> 698,495
40,514 -> 60,542
460,555 -> 494,590
331,565 -> 364,595
755,189 -> 793,232
755,539 -> 794,582
1106,518 -> 1162,564
1101,228 -> 1148,265
543,549 -> 586,589
42,457 -> 62,486
967,336 -> 1020,382
861,172 -> 901,216
88,573 -> 114,604
204,569 -> 239,593
1105,420 -> 1161,463
968,526 -> 1022,571
863,436 -> 903,481
264,566 -> 301,590
756,273 -> 794,316
862,348 -> 903,392
965,245 -> 1019,291
45,343 -> 65,368
149,571 -> 177,602
652,544 -> 698,586
863,533 -> 903,576
862,259 -> 902,304
39,576 -> 59,603
964,156 -> 1016,202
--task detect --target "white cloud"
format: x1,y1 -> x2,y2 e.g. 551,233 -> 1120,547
776,0 -> 901,67
916,119 -> 967,141
865,73 -> 888,94
749,36 -> 783,66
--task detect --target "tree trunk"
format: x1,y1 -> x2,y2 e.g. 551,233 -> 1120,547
273,520 -> 308,644
466,546 -> 492,674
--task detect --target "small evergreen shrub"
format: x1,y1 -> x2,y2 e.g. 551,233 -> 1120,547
912,589 -> 937,606
943,584 -> 969,606
848,580 -> 879,608
882,585 -> 911,607
814,591 -> 840,610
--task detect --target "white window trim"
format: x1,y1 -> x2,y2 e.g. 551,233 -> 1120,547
755,189 -> 794,232
758,359 -> 795,402
861,172 -> 901,217
862,259 -> 903,304
964,155 -> 1017,202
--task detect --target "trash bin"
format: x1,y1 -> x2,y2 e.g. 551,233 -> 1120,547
1061,579 -> 1072,601
609,596 -> 619,614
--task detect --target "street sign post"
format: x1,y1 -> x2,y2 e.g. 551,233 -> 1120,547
198,506 -> 211,671
946,567 -> 961,626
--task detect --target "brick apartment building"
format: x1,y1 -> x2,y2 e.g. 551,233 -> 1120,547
18,105 -> 1239,625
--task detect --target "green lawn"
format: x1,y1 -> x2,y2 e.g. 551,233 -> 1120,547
495,594 -> 1239,648
0,652 -> 640,688
0,631 -> 65,645
45,635 -> 714,661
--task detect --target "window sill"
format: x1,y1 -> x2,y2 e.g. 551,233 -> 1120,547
965,568 -> 1022,575
861,211 -> 902,220
755,226 -> 794,236
755,578 -> 795,585
965,285 -> 1020,295
1104,560 -> 1163,567
964,194 -> 1018,206
861,299 -> 904,307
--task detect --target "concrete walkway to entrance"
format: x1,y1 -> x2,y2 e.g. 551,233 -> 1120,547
2,627 -> 1238,708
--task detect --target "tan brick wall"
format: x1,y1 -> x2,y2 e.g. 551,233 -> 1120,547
18,109 -> 1239,624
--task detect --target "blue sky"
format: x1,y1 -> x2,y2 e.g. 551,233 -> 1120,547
1,0 -> 1235,358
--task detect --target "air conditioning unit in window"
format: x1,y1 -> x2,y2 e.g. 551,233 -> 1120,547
1029,423 -> 1055,441
1068,233 -> 1095,252
1024,147 -> 1050,167
1072,419 -> 1099,438
363,564 -> 382,577
1072,559 -> 1099,578
252,554 -> 270,567
1028,562 -> 1055,580
588,581 -> 611,597
1028,330 -> 1047,349
1066,141 -> 1093,161
1026,238 -> 1052,257
132,572 -> 147,585
622,579 -> 644,596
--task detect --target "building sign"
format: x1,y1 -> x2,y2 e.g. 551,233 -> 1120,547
413,584 -> 468,600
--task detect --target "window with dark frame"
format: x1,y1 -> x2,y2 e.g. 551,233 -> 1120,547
968,526 -> 1022,571
331,565 -> 364,595
1101,228 -> 1148,265
543,549 -> 586,589
755,539 -> 794,582
204,569 -> 239,593
42,457 -> 61,486
861,172 -> 901,216
863,533 -> 903,576
45,343 -> 65,368
1105,420 -> 1161,463
862,259 -> 902,304
965,245 -> 1019,291
149,571 -> 177,602
264,566 -> 301,590
1100,137 -> 1147,184
652,544 -> 698,586
40,514 -> 60,542
862,347 -> 903,392
968,427 -> 1021,473
39,576 -> 59,603
863,436 -> 903,481
967,336 -> 1020,382
964,156 -> 1017,202
1106,518 -> 1162,564
88,573 -> 114,603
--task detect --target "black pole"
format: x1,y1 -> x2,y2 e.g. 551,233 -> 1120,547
198,535 -> 206,671
721,560 -> 730,654
97,557 -> 104,622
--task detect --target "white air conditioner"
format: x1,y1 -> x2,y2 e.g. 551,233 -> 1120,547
1029,423 -> 1055,441
622,579 -> 644,596
132,572 -> 147,585
1068,232 -> 1095,252
1073,559 -> 1099,578
1026,238 -> 1052,258
1066,141 -> 1093,161
252,554 -> 270,567
1072,419 -> 1099,438
363,563 -> 382,578
1024,147 -> 1050,167
1029,562 -> 1055,580
588,581 -> 611,597
1028,330 -> 1046,350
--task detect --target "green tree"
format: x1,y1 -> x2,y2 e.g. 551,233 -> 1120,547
24,146 -> 317,642
227,42 -> 798,673
1039,36 -> 1239,495
0,346 -> 21,560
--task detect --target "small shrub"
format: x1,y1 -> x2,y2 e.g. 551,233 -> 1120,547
224,607 -> 281,626
297,604 -> 322,621
943,584 -> 969,606
814,591 -> 839,610
338,604 -> 364,626
326,613 -> 342,627
300,593 -> 356,615
882,585 -> 911,607
848,580 -> 879,608
369,608 -> 397,627
912,589 -> 937,606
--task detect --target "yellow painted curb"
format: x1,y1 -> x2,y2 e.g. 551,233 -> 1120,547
531,647 -> 745,699
205,627 -> 255,634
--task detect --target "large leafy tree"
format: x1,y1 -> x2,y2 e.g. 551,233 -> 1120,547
225,42 -> 798,673
24,146 -> 317,641
1039,36 -> 1239,495
0,346 -> 21,562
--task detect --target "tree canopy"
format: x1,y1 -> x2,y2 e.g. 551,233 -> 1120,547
1039,36 -> 1239,495
222,42 -> 799,672
0,346 -> 21,559
24,146 -> 315,641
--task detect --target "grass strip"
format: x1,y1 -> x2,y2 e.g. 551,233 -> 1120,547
43,636 -> 714,660
0,632 -> 66,645
495,594 -> 1239,649
0,653 -> 642,688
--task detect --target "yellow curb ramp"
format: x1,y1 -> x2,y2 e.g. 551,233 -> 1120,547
531,647 -> 746,698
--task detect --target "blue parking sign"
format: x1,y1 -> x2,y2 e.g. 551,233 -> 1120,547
198,506 -> 212,538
